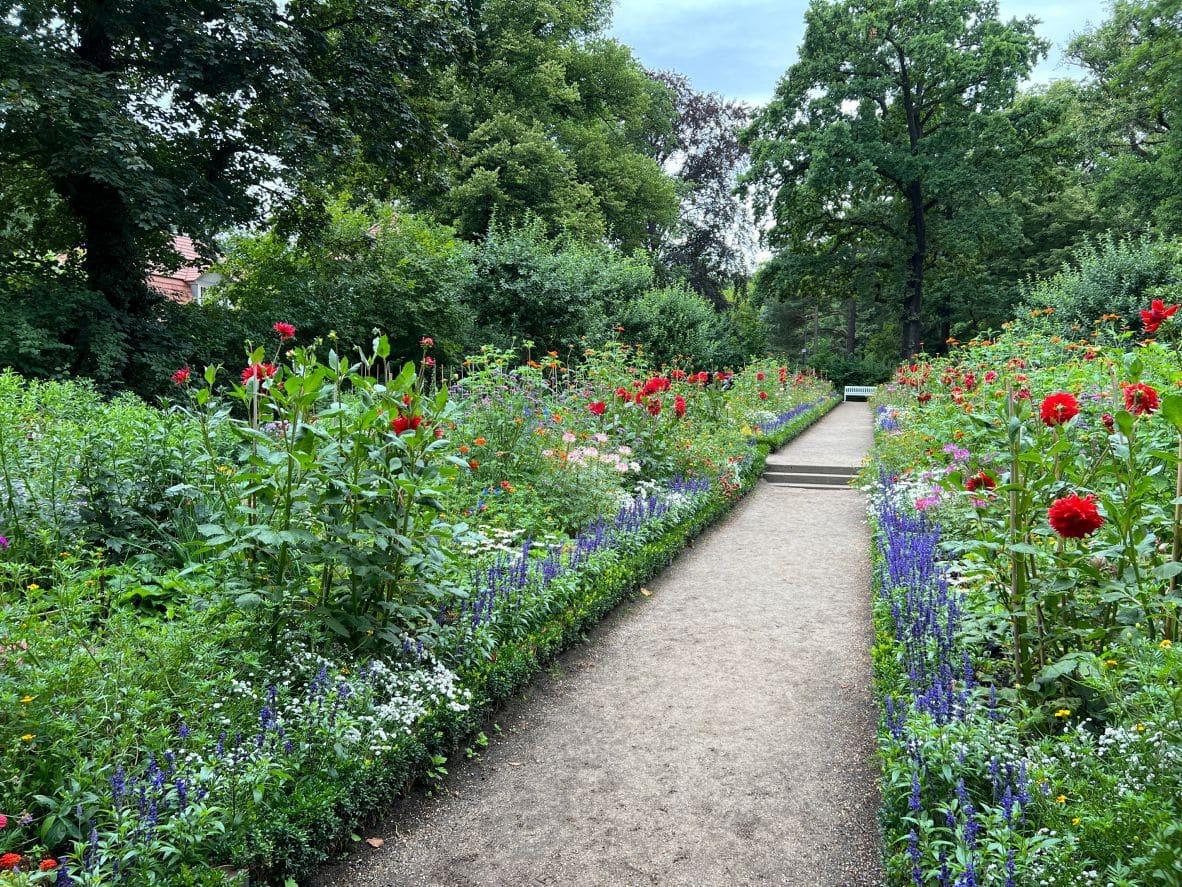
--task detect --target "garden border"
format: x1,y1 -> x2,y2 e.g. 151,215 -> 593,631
245,395 -> 841,883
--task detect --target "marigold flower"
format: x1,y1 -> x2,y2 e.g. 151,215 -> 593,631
1048,493 -> 1104,539
473,438 -> 487,446
458,445 -> 469,454
1140,299 -> 1179,333
272,322 -> 296,340
38,859 -> 57,871
171,366 -> 191,385
0,853 -> 21,870
1124,382 -> 1159,415
1039,392 -> 1080,426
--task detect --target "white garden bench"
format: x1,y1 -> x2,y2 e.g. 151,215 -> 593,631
843,385 -> 877,401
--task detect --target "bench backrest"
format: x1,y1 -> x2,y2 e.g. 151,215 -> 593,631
843,385 -> 877,401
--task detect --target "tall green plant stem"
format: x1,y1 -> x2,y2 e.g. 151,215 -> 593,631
1169,433 -> 1182,641
1008,387 -> 1033,686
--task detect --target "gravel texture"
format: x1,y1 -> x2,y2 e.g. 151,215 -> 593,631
312,403 -> 883,887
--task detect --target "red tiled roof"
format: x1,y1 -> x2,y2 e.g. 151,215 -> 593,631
149,235 -> 212,301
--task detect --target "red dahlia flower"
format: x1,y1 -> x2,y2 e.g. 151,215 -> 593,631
171,366 -> 191,385
392,414 -> 422,435
1140,299 -> 1179,334
1048,493 -> 1104,539
272,321 -> 296,340
965,471 -> 996,493
1039,392 -> 1080,426
759,391 -> 768,400
917,392 -> 932,404
241,362 -> 277,386
671,370 -> 686,381
588,401 -> 606,416
0,854 -> 21,871
756,372 -> 765,381
615,387 -> 630,400
1124,383 -> 1160,416
674,395 -> 686,418
647,397 -> 661,417
39,859 -> 58,872
1102,413 -> 1115,432
984,371 -> 997,383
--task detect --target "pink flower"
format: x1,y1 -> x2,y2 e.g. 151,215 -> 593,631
562,431 -> 576,443
420,336 -> 434,349
0,813 -> 7,828
423,356 -> 436,368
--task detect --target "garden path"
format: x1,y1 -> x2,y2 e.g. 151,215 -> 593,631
314,403 -> 883,887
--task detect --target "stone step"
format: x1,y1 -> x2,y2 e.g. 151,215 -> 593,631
763,473 -> 854,487
765,464 -> 859,476
764,480 -> 858,490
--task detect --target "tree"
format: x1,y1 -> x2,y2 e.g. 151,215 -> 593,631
1068,0 -> 1181,235
415,0 -> 679,250
741,0 -> 1046,356
0,0 -> 469,386
645,71 -> 755,308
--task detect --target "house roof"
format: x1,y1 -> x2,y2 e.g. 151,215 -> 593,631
149,235 -> 213,302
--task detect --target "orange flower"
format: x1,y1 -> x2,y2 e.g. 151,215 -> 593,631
39,859 -> 58,872
468,460 -> 479,470
473,438 -> 487,445
458,445 -> 470,454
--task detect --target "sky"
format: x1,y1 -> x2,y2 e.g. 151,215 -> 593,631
610,0 -> 1113,105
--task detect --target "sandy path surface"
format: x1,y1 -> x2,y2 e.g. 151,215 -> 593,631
312,403 -> 883,887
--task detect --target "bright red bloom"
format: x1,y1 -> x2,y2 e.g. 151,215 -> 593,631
756,372 -> 765,381
39,859 -> 58,872
962,372 -> 975,389
615,387 -> 630,400
272,322 -> 296,340
693,371 -> 711,385
674,395 -> 686,418
1124,383 -> 1160,416
171,366 -> 191,385
984,371 -> 997,383
241,362 -> 277,386
758,390 -> 768,400
917,392 -> 932,404
670,370 -> 686,381
1101,413 -> 1115,432
647,397 -> 662,417
965,471 -> 996,493
588,401 -> 606,416
1048,493 -> 1104,539
1140,299 -> 1179,333
1039,392 -> 1080,426
642,377 -> 670,395
392,414 -> 422,435
0,854 -> 20,871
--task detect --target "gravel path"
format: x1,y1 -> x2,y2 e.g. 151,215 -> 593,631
312,403 -> 883,887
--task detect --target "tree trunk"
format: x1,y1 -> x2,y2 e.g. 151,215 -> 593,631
845,296 -> 857,356
902,179 -> 926,357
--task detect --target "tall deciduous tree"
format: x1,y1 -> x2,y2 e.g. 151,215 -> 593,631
741,0 -> 1045,357
416,0 -> 679,251
1069,0 -> 1181,235
0,0 -> 468,385
645,70 -> 754,308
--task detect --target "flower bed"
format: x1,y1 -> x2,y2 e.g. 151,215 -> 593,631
869,310 -> 1182,884
0,336 -> 834,885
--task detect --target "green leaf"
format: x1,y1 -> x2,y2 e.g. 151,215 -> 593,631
1153,562 -> 1182,580
1161,394 -> 1182,433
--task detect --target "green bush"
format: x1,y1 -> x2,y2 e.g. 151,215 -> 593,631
1020,233 -> 1182,329
617,284 -> 732,368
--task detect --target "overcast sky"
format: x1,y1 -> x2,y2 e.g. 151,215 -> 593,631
610,0 -> 1113,104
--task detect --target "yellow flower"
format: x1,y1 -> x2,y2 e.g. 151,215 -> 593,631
1072,817 -> 1081,826
1054,708 -> 1071,718
1103,659 -> 1119,667
1160,639 -> 1173,649
19,696 -> 34,703
1055,794 -> 1067,804
20,734 -> 34,742
26,583 -> 39,591
1136,723 -> 1146,732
